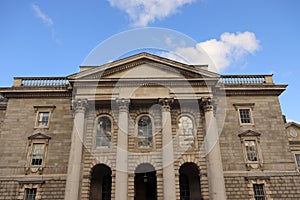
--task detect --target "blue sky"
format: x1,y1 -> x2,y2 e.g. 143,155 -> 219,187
0,0 -> 299,122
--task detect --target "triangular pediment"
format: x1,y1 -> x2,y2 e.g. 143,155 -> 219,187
28,132 -> 51,140
285,122 -> 300,129
238,130 -> 261,137
68,52 -> 220,80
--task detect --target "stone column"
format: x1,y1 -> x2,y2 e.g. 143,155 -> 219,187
64,99 -> 88,200
159,98 -> 176,199
203,98 -> 227,199
115,98 -> 130,200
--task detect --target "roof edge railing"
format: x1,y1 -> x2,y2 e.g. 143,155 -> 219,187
13,77 -> 69,87
219,75 -> 273,85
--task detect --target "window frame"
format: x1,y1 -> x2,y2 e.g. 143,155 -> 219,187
233,103 -> 255,126
94,115 -> 113,148
31,143 -> 45,166
294,153 -> 300,169
24,188 -> 37,200
19,181 -> 44,200
136,114 -> 154,149
25,133 -> 51,174
253,183 -> 266,200
33,106 -> 55,129
177,114 -> 197,148
239,130 -> 263,170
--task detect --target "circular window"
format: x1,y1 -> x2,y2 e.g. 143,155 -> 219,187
290,129 -> 298,137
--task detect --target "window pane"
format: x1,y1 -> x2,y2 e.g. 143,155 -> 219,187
31,144 -> 44,166
37,112 -> 49,127
138,116 -> 152,147
24,188 -> 36,200
245,140 -> 258,161
96,117 -> 112,147
178,116 -> 194,147
239,109 -> 251,124
295,154 -> 300,167
253,184 -> 266,200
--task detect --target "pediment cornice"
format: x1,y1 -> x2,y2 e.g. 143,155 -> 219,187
68,53 -> 220,81
238,130 -> 261,137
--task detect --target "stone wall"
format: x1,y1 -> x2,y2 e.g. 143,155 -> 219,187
0,97 -> 72,199
220,95 -> 295,171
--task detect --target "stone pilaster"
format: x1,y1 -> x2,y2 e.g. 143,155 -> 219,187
203,97 -> 227,199
115,98 -> 130,200
64,99 -> 88,200
159,98 -> 176,200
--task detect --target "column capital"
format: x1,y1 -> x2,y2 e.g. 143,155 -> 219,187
73,99 -> 88,114
202,97 -> 214,113
159,98 -> 174,112
116,98 -> 130,112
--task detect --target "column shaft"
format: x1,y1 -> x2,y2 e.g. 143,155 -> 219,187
115,99 -> 129,200
160,98 -> 176,199
203,98 -> 227,199
65,99 -> 88,200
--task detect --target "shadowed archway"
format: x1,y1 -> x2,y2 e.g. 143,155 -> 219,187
134,163 -> 157,200
90,164 -> 112,200
179,162 -> 202,200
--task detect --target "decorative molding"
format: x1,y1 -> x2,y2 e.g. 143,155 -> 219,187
116,98 -> 130,112
73,99 -> 88,113
202,98 -> 214,113
159,98 -> 173,112
33,105 -> 56,112
28,132 -> 52,140
238,130 -> 261,138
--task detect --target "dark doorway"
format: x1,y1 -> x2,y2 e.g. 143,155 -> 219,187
134,163 -> 157,200
179,163 -> 202,200
90,164 -> 112,200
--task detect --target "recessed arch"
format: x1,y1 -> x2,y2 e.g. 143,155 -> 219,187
89,164 -> 112,200
179,162 -> 202,200
134,163 -> 157,200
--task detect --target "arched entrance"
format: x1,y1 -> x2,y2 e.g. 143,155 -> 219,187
179,163 -> 202,200
134,163 -> 157,200
90,164 -> 112,200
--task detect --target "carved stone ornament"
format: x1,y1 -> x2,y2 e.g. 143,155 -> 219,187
116,98 -> 130,112
159,98 -> 174,112
73,99 -> 88,113
202,97 -> 214,112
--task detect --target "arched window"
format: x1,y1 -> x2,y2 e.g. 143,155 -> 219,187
178,116 -> 194,147
138,116 -> 152,148
96,116 -> 112,147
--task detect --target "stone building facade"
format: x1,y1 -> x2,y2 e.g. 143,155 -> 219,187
0,52 -> 299,199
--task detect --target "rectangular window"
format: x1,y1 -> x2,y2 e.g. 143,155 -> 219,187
245,140 -> 258,161
239,109 -> 251,124
24,188 -> 36,200
37,112 -> 50,127
31,143 -> 45,166
253,184 -> 266,200
295,154 -> 300,168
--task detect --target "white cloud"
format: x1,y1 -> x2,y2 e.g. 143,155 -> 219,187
32,4 -> 61,44
107,0 -> 197,27
163,31 -> 260,72
32,4 -> 53,26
